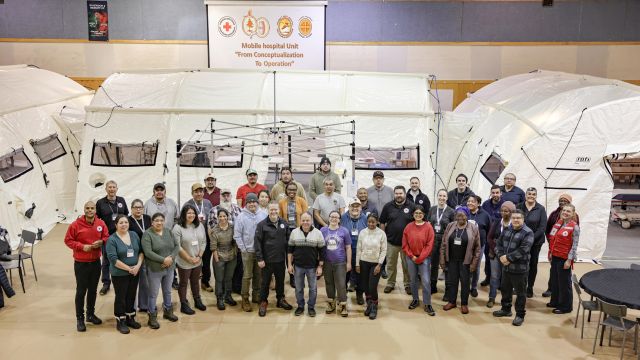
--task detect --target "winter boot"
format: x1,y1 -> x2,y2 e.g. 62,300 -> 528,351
163,305 -> 179,322
148,311 -> 160,329
116,316 -> 130,334
194,297 -> 207,311
125,313 -> 141,329
180,301 -> 195,315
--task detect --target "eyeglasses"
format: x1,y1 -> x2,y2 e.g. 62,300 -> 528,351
504,177 -> 516,181
132,206 -> 143,209
329,216 -> 340,219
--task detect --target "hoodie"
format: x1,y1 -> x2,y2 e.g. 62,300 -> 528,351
233,207 -> 267,253
64,216 -> 110,262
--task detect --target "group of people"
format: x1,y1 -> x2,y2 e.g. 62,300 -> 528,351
64,156 -> 580,334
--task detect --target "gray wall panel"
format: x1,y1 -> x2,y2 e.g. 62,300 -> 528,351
326,2 -> 384,41
0,2 -> 8,37
579,0 -> 626,41
108,0 -> 144,40
4,0 -> 65,38
382,2 -> 462,41
141,0 -> 207,40
62,0 -> 90,39
623,0 -> 640,41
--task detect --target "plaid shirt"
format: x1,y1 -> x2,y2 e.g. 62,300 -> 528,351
495,224 -> 534,274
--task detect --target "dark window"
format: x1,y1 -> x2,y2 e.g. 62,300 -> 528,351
480,152 -> 506,184
178,142 -> 243,168
30,134 -> 66,164
91,141 -> 158,167
0,147 -> 34,182
354,145 -> 420,170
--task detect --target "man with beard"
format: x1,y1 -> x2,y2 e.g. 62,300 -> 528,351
203,173 -> 221,207
236,168 -> 268,207
270,167 -> 306,202
309,157 -> 342,202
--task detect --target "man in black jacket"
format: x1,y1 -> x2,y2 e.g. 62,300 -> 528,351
407,177 -> 431,210
493,210 -> 534,326
467,195 -> 491,298
255,202 -> 294,316
447,173 -> 475,209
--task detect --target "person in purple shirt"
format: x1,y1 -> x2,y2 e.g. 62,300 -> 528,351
320,211 -> 352,317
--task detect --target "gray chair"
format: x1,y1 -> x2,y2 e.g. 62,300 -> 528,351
0,236 -> 25,293
572,274 -> 598,338
592,299 -> 639,360
18,230 -> 38,281
631,263 -> 640,270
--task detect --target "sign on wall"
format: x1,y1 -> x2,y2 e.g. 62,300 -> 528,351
205,1 -> 326,70
87,1 -> 109,41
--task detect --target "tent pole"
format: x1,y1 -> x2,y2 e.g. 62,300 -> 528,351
176,154 -> 181,207
210,118 -> 214,174
351,119 -> 356,186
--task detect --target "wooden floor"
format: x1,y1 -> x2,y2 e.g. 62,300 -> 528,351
1,224 -> 637,359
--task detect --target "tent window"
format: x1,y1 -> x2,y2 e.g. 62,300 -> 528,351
91,141 -> 158,167
0,147 -> 34,182
30,134 -> 66,165
178,143 -> 244,168
480,152 -> 506,184
355,145 -> 419,170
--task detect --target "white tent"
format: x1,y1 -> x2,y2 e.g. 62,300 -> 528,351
437,70 -> 640,261
0,65 -> 93,246
75,69 -> 433,214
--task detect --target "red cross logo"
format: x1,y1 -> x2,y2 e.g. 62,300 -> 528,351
223,22 -> 232,32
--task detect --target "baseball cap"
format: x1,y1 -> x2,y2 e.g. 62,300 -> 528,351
153,182 -> 166,190
191,182 -> 204,192
373,170 -> 384,178
221,188 -> 232,194
245,193 -> 258,203
204,173 -> 216,180
246,168 -> 258,176
348,198 -> 362,207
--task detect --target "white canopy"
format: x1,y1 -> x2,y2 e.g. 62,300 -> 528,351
438,70 -> 640,261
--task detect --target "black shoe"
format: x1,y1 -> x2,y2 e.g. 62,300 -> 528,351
194,297 -> 207,311
470,288 -> 478,298
276,299 -> 293,310
364,300 -> 373,317
180,301 -> 195,315
383,286 -> 394,294
294,307 -> 304,316
408,300 -> 419,310
356,292 -> 364,305
77,319 -> 86,332
546,302 -> 558,308
99,285 -> 109,296
442,295 -> 449,303
125,315 -> 141,329
86,314 -> 102,325
425,305 -> 435,316
217,297 -> 226,310
480,279 -> 490,287
542,289 -> 552,298
526,288 -> 533,298
381,269 -> 388,279
552,309 -> 572,314
493,309 -> 513,317
308,308 -> 316,317
512,316 -> 524,326
369,303 -> 378,320
116,318 -> 130,334
405,286 -> 412,296
224,294 -> 238,306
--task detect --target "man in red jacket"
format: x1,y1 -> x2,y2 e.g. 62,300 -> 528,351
64,201 -> 110,332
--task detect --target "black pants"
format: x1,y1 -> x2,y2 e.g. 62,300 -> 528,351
201,236 -> 213,284
527,242 -> 542,292
74,260 -> 101,320
430,236 -> 442,291
232,251 -> 243,293
446,259 -> 470,305
483,244 -> 491,280
500,271 -> 527,317
359,260 -> 381,301
112,274 -> 139,317
260,261 -> 286,302
549,256 -> 573,312
101,244 -> 111,287
346,248 -> 361,294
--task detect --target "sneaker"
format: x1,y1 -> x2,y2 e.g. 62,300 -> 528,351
486,298 -> 495,308
405,286 -> 412,296
542,289 -> 552,297
512,316 -> 524,326
99,285 -> 109,296
294,307 -> 304,316
493,309 -> 513,317
480,278 -> 490,287
526,288 -> 533,298
408,300 -> 419,310
470,288 -> 478,298
425,305 -> 435,316
308,308 -> 316,317
383,285 -> 394,294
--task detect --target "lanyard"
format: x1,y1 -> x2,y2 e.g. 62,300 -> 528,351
107,199 -> 117,215
454,228 -> 465,239
436,207 -> 445,225
193,201 -> 203,215
133,217 -> 146,233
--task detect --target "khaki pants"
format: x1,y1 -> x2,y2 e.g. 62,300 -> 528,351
385,243 -> 409,288
241,252 -> 261,299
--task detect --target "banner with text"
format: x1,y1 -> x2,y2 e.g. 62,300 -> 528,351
206,1 -> 326,70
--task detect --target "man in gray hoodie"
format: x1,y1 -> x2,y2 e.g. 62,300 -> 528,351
233,193 -> 267,311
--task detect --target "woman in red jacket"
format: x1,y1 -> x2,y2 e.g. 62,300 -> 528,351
547,204 -> 580,314
402,205 -> 436,316
64,201 -> 110,332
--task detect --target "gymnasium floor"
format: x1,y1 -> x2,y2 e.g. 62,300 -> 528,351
1,224 -> 637,359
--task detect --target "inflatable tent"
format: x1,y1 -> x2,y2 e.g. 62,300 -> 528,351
75,69 -> 433,214
436,70 -> 640,261
0,65 -> 93,246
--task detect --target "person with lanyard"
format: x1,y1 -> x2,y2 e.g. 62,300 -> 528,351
309,156 -> 342,203
203,173 -> 221,207
446,173 -> 475,209
516,187 -> 547,298
128,199 -> 152,313
467,195 -> 491,298
258,190 -> 271,213
367,170 -> 394,217
236,168 -> 268,207
407,176 -> 431,210
173,205 -> 207,315
141,213 -> 180,329
500,173 -> 526,205
542,193 -> 580,298
380,185 -> 415,295
485,201 -> 515,308
402,205 -> 436,316
288,212 -> 325,317
183,183 -> 214,293
427,189 -> 455,298
278,182 -> 308,230
492,210 -> 534,327
320,210 -> 352,317
480,185 -> 503,288
440,206 -> 481,314
355,213 -> 387,320
106,214 -> 144,334
95,180 -> 129,296
270,166 -> 307,202
357,187 -> 378,217
341,198 -> 368,305
547,204 -> 579,315
64,201 -> 110,332
210,209 -> 238,310
254,202 -> 294,317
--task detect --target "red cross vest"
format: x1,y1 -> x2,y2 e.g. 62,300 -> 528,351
548,220 -> 576,260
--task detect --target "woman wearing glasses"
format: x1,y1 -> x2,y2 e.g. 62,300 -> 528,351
402,205 -> 436,316
128,199 -> 151,313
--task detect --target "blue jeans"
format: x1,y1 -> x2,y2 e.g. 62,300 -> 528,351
405,255 -> 432,305
471,244 -> 485,290
294,266 -> 317,309
489,257 -> 502,299
136,263 -> 150,310
147,266 -> 174,313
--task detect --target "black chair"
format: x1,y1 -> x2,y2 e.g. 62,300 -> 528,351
571,274 -> 598,339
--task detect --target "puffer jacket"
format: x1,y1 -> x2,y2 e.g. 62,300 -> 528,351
495,224 -> 534,274
0,262 -> 16,308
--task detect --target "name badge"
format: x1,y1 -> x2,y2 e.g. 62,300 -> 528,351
364,249 -> 375,256
126,249 -> 134,258
111,214 -> 117,221
351,230 -> 358,236
191,240 -> 198,246
434,225 -> 441,232
198,214 -> 205,221
550,228 -> 558,236
454,237 -> 462,246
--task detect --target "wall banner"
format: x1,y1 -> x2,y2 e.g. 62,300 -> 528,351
205,1 -> 326,70
87,1 -> 109,41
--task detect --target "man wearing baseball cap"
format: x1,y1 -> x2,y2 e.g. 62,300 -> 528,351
236,168 -> 268,208
309,157 -> 342,203
367,171 -> 394,216
341,198 -> 368,304
203,173 -> 221,207
184,183 -> 214,292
